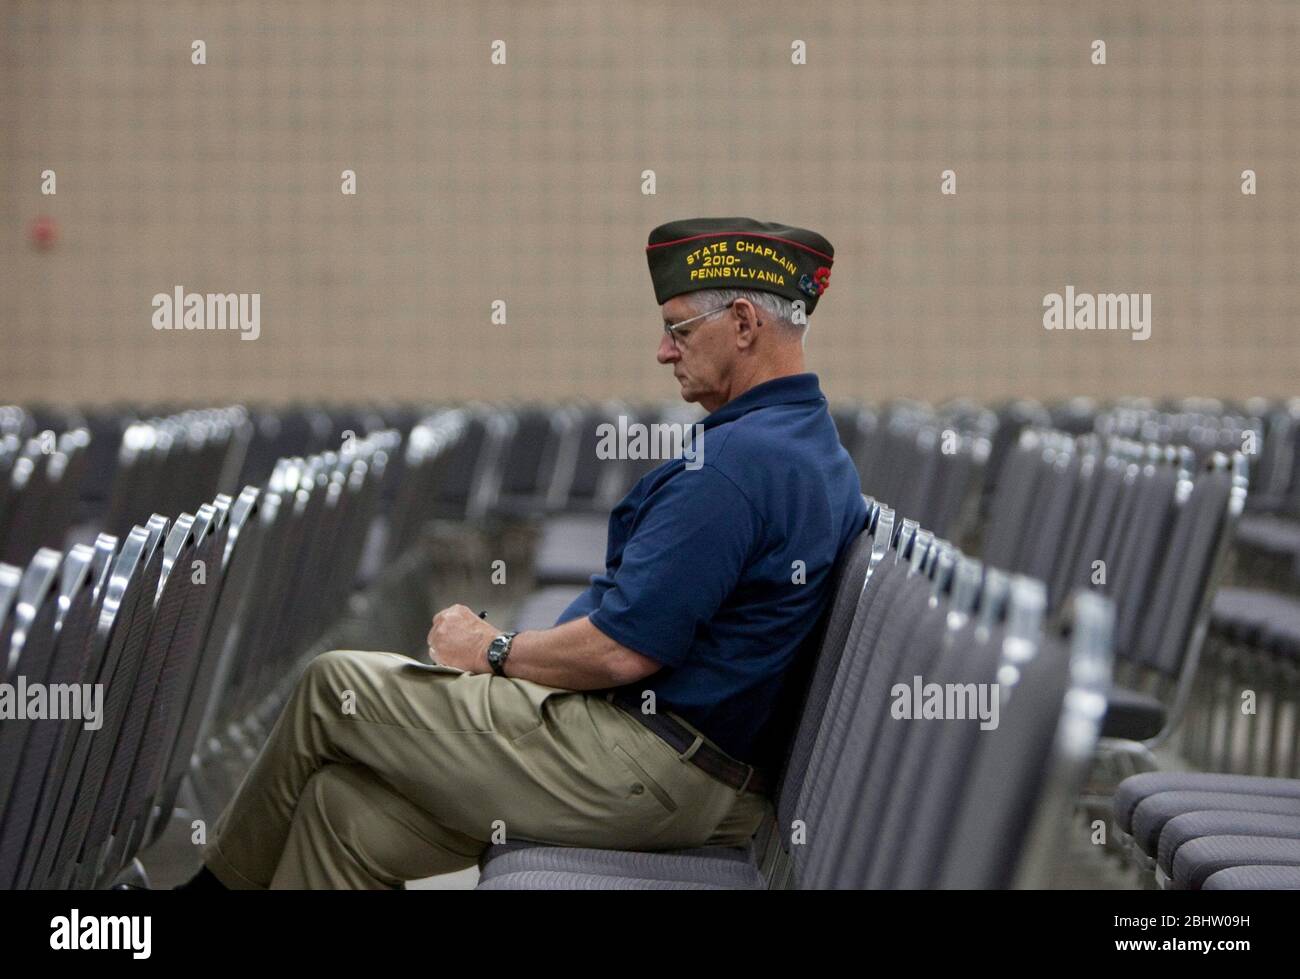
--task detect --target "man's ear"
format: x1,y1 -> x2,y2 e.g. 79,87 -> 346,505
733,299 -> 760,349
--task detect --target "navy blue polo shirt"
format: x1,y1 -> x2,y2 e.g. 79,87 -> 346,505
555,373 -> 867,767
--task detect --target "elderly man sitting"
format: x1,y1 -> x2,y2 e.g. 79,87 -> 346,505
181,217 -> 866,889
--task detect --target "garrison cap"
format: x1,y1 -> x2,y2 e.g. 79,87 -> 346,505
646,217 -> 835,314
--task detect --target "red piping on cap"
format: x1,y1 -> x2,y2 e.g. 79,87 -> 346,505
647,231 -> 833,263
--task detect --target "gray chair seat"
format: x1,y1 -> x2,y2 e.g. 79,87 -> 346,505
1269,607 -> 1300,661
1171,835 -> 1300,890
1212,588 -> 1285,644
533,516 -> 608,585
1202,864 -> 1300,889
1211,587 -> 1300,660
1114,771 -> 1300,836
477,870 -> 728,890
1233,514 -> 1300,557
1156,810 -> 1300,877
1131,790 -> 1300,855
478,842 -> 762,888
1100,686 -> 1165,741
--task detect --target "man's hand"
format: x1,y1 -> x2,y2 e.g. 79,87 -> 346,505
427,604 -> 499,673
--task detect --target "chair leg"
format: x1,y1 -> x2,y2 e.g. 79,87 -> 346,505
108,857 -> 150,891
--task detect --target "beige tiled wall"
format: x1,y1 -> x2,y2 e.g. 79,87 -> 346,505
2,0 -> 1297,407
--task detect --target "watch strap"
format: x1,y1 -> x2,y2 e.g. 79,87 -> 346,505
488,631 -> 518,677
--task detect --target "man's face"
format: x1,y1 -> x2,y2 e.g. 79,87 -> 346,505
657,295 -> 736,407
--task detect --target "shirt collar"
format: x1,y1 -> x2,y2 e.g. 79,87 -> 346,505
700,372 -> 826,430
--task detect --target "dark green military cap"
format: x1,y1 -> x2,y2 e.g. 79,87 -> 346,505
646,217 -> 835,313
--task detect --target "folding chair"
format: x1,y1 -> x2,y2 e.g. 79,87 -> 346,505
0,550 -> 66,821
75,513 -> 198,887
103,504 -> 226,884
36,516 -> 168,889
0,545 -> 101,888
494,406 -> 579,517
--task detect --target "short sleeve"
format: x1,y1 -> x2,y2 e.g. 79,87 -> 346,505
588,464 -> 761,667
553,572 -> 611,625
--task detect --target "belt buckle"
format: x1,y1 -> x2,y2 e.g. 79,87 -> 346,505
677,733 -> 705,763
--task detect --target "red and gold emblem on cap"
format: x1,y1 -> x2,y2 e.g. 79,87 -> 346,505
798,265 -> 832,297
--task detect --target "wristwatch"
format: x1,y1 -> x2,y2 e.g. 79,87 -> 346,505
486,631 -> 518,677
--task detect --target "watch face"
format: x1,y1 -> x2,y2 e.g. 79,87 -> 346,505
488,635 -> 510,670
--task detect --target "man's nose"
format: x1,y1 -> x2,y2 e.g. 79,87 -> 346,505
657,332 -> 680,364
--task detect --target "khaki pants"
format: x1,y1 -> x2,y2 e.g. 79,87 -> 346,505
202,649 -> 771,889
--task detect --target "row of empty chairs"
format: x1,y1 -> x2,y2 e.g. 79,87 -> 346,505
0,402 -> 428,568
981,402 -> 1300,888
1184,588 -> 1300,779
476,497 -> 1114,889
188,432 -> 402,817
383,410 -> 471,561
0,429 -> 400,888
1,502 -> 230,888
4,394 -> 1292,890
235,404 -> 422,489
983,396 -> 1299,517
1245,399 -> 1300,516
101,408 -> 253,540
1096,397 -> 1300,595
0,426 -> 91,566
1,405 -> 253,570
980,428 -> 1246,774
430,402 -> 703,524
835,401 -> 994,545
11,395 -> 1286,569
1114,771 -> 1300,889
1096,401 -> 1264,471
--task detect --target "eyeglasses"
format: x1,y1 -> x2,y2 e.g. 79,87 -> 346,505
662,300 -> 735,348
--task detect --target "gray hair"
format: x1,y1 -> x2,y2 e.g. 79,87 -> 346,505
685,288 -> 807,343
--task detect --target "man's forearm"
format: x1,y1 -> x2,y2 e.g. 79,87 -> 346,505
503,616 -> 658,691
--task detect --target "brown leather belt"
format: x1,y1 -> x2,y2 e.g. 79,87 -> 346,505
606,691 -> 770,796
